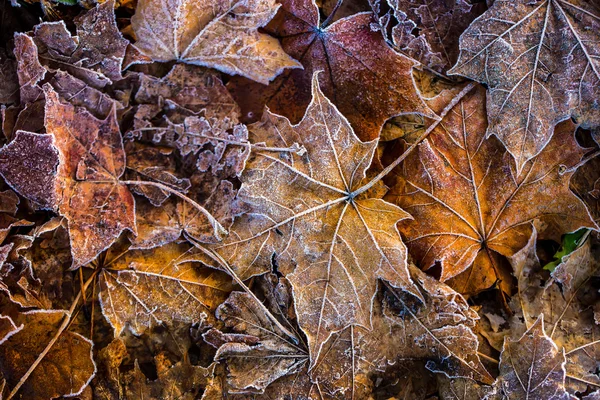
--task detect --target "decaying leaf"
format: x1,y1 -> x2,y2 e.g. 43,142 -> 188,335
44,84 -> 136,267
449,0 -> 600,173
386,85 -> 596,293
206,74 -> 418,366
130,0 -> 301,84
370,0 -> 486,72
207,291 -> 307,393
510,227 -> 600,394
99,242 -> 232,336
0,309 -> 96,400
228,0 -> 435,141
496,315 -> 571,400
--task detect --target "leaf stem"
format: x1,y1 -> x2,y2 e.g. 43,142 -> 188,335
6,271 -> 98,400
351,81 -> 476,198
121,180 -> 227,240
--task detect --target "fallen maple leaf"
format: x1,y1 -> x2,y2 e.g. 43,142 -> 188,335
385,84 -> 596,294
496,315 -> 571,400
449,0 -> 600,173
202,73 -> 419,368
130,0 -> 301,84
228,0 -> 435,141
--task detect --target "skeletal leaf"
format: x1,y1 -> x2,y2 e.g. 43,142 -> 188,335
496,315 -> 571,400
386,85 -> 595,292
206,74 -> 418,365
0,310 -> 96,400
44,85 -> 136,267
130,0 -> 301,84
228,0 -> 435,141
99,242 -> 232,336
449,0 -> 600,173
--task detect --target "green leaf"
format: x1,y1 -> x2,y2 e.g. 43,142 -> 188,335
543,229 -> 589,272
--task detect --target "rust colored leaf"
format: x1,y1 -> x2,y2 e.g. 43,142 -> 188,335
371,0 -> 486,72
0,130 -> 58,209
449,0 -> 600,173
130,0 -> 301,84
228,0 -> 435,141
99,242 -> 232,336
0,310 -> 96,400
206,74 -> 418,365
385,85 -> 595,292
44,85 -> 136,268
496,315 -> 570,400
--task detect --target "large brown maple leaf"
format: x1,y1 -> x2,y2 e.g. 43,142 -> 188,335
386,85 -> 596,294
202,74 -> 419,366
449,0 -> 600,174
130,0 -> 301,84
228,0 -> 434,141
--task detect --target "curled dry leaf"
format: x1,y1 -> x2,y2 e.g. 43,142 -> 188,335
44,85 -> 136,268
0,310 -> 96,400
228,0 -> 435,141
496,315 -> 571,400
204,74 -> 418,366
370,0 -> 486,72
449,0 -> 600,173
385,84 -> 596,294
130,0 -> 301,84
510,228 -> 600,394
99,242 -> 232,336
207,291 -> 307,394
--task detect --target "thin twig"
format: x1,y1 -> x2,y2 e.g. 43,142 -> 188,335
7,271 -> 98,400
352,82 -> 477,197
120,180 -> 227,240
560,148 -> 600,174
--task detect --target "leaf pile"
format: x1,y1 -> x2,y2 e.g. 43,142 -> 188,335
0,0 -> 599,399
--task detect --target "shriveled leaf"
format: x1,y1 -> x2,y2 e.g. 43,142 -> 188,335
204,74 -> 418,365
449,0 -> 600,173
0,310 -> 96,400
135,63 -> 241,116
228,0 -> 435,141
385,85 -> 595,293
496,315 -> 570,400
370,0 -> 486,72
208,291 -> 307,394
382,266 -> 493,384
44,85 -> 136,267
130,0 -> 301,84
99,242 -> 232,336
124,356 -> 214,399
0,130 -> 58,209
510,228 -> 600,394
